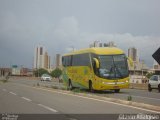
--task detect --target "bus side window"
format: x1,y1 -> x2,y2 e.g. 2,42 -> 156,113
64,56 -> 72,67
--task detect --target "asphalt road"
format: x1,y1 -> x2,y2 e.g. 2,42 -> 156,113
1,79 -> 160,120
8,78 -> 160,106
0,81 -> 159,113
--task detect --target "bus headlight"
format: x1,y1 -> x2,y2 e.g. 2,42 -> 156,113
126,80 -> 129,83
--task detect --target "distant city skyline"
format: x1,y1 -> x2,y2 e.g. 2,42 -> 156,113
0,0 -> 160,68
34,45 -> 50,69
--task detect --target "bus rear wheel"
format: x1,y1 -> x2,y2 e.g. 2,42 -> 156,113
89,81 -> 94,93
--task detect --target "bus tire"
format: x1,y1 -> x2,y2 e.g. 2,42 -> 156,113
89,81 -> 94,93
68,79 -> 74,90
114,89 -> 120,93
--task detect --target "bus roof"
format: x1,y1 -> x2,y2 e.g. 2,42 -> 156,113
63,47 -> 125,56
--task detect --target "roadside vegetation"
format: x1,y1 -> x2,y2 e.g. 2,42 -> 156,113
127,95 -> 132,101
34,68 -> 62,79
0,79 -> 8,83
146,72 -> 154,79
34,68 -> 49,77
50,68 -> 62,78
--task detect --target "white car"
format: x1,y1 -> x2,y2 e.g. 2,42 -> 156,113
41,74 -> 52,81
148,75 -> 160,92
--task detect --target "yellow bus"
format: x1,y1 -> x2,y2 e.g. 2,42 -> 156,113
62,47 -> 129,93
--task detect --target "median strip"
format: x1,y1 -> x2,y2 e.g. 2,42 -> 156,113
38,104 -> 58,113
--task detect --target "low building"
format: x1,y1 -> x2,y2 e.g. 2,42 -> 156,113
152,60 -> 160,74
129,69 -> 148,84
0,68 -> 11,77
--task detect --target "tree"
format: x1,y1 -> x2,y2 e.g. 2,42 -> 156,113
51,68 -> 62,78
146,72 -> 154,79
34,68 -> 49,77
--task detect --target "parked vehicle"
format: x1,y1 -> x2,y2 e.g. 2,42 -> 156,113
41,74 -> 52,81
148,75 -> 160,92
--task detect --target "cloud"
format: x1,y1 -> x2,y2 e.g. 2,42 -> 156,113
78,32 -> 159,66
0,14 -> 159,68
53,16 -> 79,40
43,17 -> 160,67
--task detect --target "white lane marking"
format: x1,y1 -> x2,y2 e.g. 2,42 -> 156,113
2,89 -> 7,91
38,104 -> 58,113
9,92 -> 17,95
21,97 -> 32,102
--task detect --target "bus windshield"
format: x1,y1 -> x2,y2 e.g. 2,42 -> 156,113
98,54 -> 129,79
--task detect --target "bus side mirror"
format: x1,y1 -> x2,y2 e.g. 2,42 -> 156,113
127,57 -> 133,67
93,58 -> 100,69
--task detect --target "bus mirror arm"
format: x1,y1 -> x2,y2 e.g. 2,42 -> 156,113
93,58 -> 100,69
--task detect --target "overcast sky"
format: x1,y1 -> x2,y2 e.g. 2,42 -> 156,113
0,0 -> 160,68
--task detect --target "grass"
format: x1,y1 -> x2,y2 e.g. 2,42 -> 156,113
72,88 -> 83,93
0,79 -> 8,83
60,86 -> 68,90
127,95 -> 132,101
72,88 -> 80,93
52,85 -> 59,89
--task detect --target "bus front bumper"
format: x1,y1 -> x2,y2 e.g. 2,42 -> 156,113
95,81 -> 129,90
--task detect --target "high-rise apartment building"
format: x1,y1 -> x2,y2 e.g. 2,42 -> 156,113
128,47 -> 138,62
44,52 -> 50,69
127,47 -> 147,70
56,54 -> 61,68
34,45 -> 50,69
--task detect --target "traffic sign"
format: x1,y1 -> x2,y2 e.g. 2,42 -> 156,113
152,47 -> 160,65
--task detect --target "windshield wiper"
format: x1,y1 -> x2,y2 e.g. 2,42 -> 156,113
107,65 -> 115,79
114,65 -> 124,78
